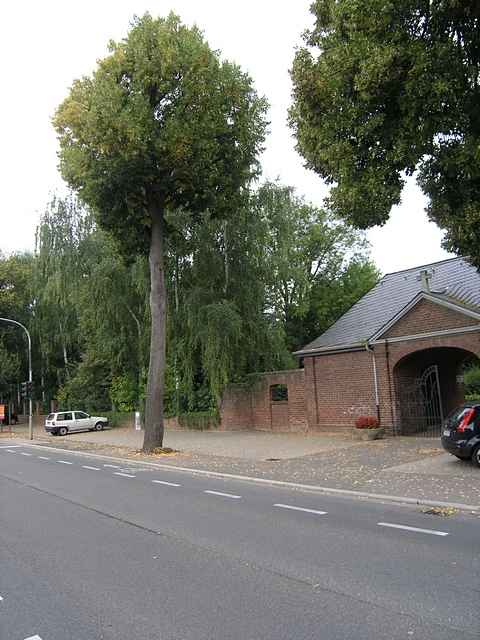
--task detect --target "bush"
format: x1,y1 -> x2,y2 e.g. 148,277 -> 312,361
464,365 -> 480,397
57,354 -> 111,413
177,411 -> 220,431
110,375 -> 138,412
355,416 -> 380,429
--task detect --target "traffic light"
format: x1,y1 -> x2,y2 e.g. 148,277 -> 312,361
20,381 -> 33,398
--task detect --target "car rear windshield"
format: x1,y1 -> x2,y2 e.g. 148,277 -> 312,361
47,414 -> 55,420
445,406 -> 478,428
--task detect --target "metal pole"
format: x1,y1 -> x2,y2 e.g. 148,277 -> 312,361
0,317 -> 33,440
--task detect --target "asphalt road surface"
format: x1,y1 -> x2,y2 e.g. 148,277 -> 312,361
0,441 -> 479,640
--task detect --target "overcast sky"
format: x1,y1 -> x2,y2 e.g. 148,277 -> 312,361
0,0 -> 452,274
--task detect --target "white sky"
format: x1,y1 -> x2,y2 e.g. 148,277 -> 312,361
0,0 -> 452,274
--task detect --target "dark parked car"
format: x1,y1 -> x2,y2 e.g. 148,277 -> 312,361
441,402 -> 480,467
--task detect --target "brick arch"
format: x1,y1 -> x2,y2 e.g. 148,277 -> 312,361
388,332 -> 480,370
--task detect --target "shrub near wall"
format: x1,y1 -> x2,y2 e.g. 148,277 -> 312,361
177,411 -> 220,431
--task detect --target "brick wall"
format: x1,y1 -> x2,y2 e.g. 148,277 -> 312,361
305,349 -> 377,430
219,384 -> 253,430
219,369 -> 307,432
382,298 -> 479,338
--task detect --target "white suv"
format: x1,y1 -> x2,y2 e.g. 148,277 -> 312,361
45,411 -> 109,436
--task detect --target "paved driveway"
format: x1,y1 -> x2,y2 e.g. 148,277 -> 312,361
8,424 -> 354,460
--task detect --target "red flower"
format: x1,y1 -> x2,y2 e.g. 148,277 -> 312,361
355,416 -> 379,429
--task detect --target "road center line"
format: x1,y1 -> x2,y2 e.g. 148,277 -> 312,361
20,452 -> 32,456
38,456 -> 50,460
57,460 -> 73,465
82,465 -> 101,471
152,480 -> 181,487
274,503 -> 327,516
114,472 -> 136,478
204,490 -> 242,499
377,522 -> 449,537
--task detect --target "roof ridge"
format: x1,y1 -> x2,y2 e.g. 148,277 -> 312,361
382,255 -> 466,278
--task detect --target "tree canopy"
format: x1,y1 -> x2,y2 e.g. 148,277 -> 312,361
290,1 -> 480,265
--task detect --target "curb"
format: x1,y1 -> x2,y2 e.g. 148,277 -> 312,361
8,438 -> 480,513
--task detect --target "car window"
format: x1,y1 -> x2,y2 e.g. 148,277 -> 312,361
75,412 -> 89,419
56,413 -> 64,421
445,406 -> 478,427
63,412 -> 73,421
47,413 -> 55,420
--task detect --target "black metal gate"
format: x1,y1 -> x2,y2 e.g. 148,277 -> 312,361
397,365 -> 444,436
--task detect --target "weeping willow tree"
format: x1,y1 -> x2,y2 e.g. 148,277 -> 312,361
34,195 -> 94,389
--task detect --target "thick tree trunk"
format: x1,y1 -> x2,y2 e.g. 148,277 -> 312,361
143,206 -> 167,452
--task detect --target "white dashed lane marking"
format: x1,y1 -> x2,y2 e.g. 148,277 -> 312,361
114,472 -> 136,478
24,635 -> 43,639
377,522 -> 449,537
152,480 -> 181,487
6,449 -> 18,453
204,490 -> 242,499
274,504 -> 328,516
82,465 -> 101,471
104,464 -> 121,469
57,460 -> 73,465
38,456 -> 50,460
20,452 -> 32,456
0,445 -> 21,449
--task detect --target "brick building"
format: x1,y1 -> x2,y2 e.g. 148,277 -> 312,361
221,257 -> 480,435
296,256 -> 480,435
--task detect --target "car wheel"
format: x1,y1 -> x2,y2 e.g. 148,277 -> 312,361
94,422 -> 103,431
472,445 -> 480,468
58,426 -> 68,436
51,429 -> 59,436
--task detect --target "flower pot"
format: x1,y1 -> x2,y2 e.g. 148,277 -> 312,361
353,427 -> 385,441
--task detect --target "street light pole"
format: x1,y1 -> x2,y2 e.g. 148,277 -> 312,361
0,317 -> 33,440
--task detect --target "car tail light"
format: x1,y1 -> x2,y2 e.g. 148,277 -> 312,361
457,408 -> 475,432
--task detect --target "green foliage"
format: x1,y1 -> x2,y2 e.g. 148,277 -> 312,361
464,365 -> 480,398
177,411 -> 219,430
57,351 -> 111,413
0,251 -> 34,396
256,182 -> 379,350
0,340 -> 20,394
53,12 -> 268,254
110,375 -> 138,412
290,1 -> 480,265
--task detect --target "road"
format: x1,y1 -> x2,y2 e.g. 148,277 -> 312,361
0,441 -> 479,640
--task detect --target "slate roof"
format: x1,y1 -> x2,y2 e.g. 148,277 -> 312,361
296,257 -> 480,355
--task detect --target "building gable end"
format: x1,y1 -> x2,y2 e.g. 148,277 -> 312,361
375,296 -> 480,341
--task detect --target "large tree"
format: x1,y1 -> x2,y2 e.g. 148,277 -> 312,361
290,1 -> 480,264
257,182 -> 378,350
53,13 -> 268,450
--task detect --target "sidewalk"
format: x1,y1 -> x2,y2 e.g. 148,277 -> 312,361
3,424 -> 479,509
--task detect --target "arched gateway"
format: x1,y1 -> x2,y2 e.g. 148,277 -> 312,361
393,346 -> 479,436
